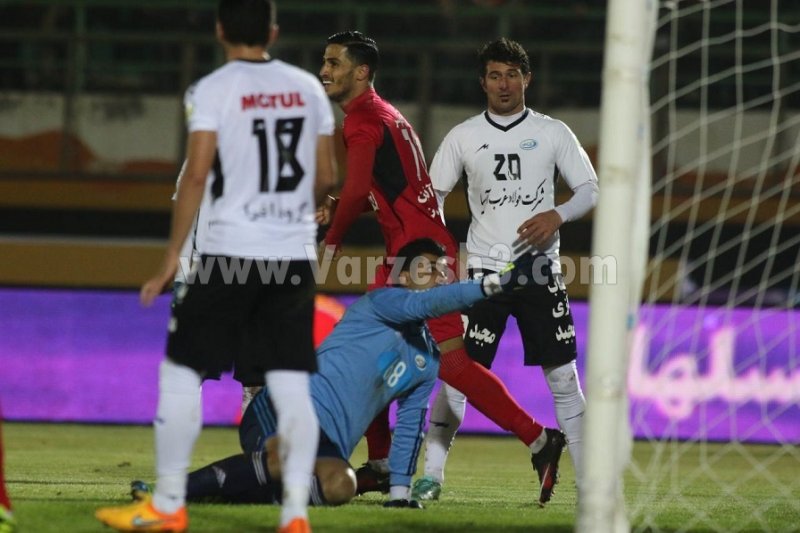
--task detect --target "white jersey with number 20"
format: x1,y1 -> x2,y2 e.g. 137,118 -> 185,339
430,109 -> 597,273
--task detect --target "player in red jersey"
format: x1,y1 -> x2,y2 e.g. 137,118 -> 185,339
318,31 -> 566,506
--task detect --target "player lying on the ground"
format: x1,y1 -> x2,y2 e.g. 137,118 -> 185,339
131,238 -> 566,509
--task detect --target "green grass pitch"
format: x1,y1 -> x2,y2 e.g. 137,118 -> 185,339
4,423 -> 799,532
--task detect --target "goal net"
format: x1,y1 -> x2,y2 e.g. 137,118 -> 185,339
582,1 -> 800,532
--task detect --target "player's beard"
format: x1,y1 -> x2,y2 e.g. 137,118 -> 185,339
326,70 -> 357,103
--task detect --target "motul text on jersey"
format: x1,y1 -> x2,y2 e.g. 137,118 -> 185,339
241,92 -> 306,110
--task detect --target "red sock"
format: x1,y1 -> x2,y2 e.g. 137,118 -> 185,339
0,418 -> 10,510
364,406 -> 392,461
439,347 -> 543,446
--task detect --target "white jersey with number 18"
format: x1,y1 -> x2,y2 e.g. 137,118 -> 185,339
186,58 -> 335,260
430,109 -> 597,273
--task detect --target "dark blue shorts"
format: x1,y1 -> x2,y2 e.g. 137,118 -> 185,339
238,391 -> 345,461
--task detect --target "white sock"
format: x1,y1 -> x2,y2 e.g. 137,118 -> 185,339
153,359 -> 202,514
544,361 -> 585,479
423,383 -> 466,484
390,485 -> 410,500
529,429 -> 548,454
266,371 -> 319,526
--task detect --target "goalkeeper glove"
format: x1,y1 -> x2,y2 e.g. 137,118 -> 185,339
481,253 -> 549,296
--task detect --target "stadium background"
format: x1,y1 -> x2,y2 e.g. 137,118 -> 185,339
1,0 -> 798,443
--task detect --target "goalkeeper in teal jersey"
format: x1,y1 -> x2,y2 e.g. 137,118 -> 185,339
132,238 -> 561,508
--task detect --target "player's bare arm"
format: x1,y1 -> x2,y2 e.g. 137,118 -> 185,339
140,130 -> 216,306
515,209 -> 563,250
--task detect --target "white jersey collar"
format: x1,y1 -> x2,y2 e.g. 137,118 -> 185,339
484,108 -> 529,131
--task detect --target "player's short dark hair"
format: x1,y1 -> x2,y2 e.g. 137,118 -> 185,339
326,30 -> 380,81
478,38 -> 531,76
217,0 -> 276,47
394,238 -> 446,273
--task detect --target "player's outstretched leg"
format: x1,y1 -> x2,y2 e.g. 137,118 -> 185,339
531,428 -> 567,506
438,348 -> 545,448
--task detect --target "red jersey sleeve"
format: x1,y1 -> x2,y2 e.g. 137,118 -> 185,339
324,118 -> 382,249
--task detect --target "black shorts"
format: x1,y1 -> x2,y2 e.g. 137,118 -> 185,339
238,393 -> 344,460
166,256 -> 317,382
463,266 -> 577,368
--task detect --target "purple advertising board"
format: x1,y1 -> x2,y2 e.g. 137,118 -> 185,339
0,288 -> 797,444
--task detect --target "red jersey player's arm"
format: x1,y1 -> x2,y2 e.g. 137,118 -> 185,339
323,128 -> 379,249
314,133 -> 338,206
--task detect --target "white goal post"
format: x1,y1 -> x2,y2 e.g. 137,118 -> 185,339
580,1 -> 800,532
578,0 -> 656,531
